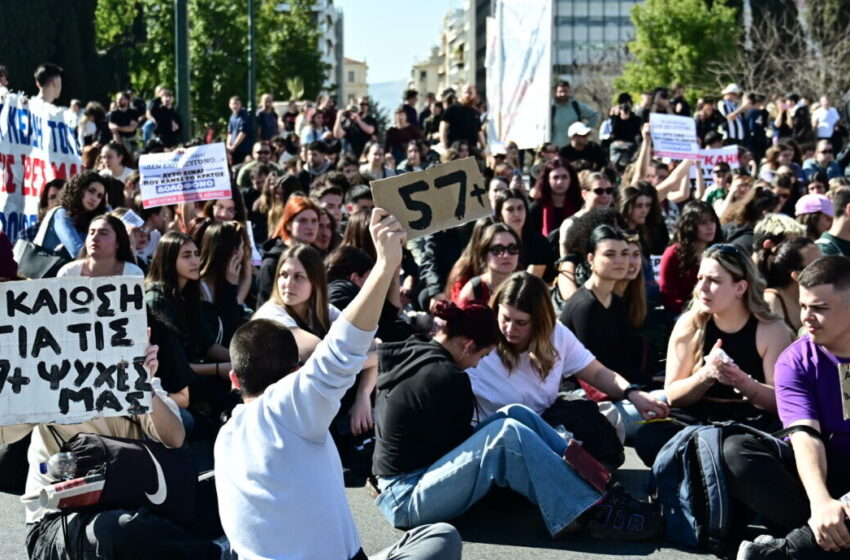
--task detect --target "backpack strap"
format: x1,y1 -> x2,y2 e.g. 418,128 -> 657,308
470,276 -> 485,302
773,424 -> 822,441
572,99 -> 582,122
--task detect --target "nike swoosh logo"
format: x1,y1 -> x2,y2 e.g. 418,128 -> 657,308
143,446 -> 167,505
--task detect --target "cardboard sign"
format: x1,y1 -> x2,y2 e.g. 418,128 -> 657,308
139,142 -> 230,208
370,158 -> 490,239
0,277 -> 150,426
840,363 -> 850,421
0,94 -> 83,241
650,113 -> 699,160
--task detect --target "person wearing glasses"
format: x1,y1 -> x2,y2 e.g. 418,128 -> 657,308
803,139 -> 844,181
557,171 -> 615,242
634,243 -> 794,467
333,97 -> 377,159
456,223 -> 520,305
235,141 -> 281,191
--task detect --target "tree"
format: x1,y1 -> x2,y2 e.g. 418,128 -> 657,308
94,0 -> 329,135
615,0 -> 738,101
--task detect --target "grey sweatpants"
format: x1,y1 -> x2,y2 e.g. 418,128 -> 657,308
370,522 -> 462,560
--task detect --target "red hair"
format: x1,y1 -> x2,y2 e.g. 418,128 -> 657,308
271,195 -> 321,242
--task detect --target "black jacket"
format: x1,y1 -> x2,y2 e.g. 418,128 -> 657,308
327,279 -> 413,343
373,336 -> 475,476
257,238 -> 286,307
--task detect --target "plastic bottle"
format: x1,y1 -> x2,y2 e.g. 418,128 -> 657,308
39,452 -> 77,481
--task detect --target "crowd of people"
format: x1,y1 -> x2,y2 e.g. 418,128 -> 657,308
1,62 -> 850,559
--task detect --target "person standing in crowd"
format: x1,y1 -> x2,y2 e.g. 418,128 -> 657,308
812,95 -> 841,142
385,107 -> 423,165
34,63 -> 62,104
216,209 -> 463,560
256,93 -> 279,141
301,109 -> 330,144
528,158 -> 582,238
734,256 -> 850,559
744,93 -> 770,162
333,97 -> 377,160
550,80 -> 599,148
718,83 -> 748,145
235,141 -> 281,192
401,89 -> 420,130
817,186 -> 850,257
359,142 -> 395,179
150,88 -> 182,148
227,95 -> 253,164
440,83 -> 481,151
108,91 -> 140,153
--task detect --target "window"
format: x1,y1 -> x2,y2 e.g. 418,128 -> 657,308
348,71 -> 354,83
420,70 -> 427,80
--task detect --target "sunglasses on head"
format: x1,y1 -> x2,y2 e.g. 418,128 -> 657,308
488,243 -> 520,256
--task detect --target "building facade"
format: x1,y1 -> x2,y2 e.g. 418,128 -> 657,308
408,1 -> 476,98
280,0 -> 344,99
342,58 -> 369,106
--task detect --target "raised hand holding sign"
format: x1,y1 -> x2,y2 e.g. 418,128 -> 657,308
371,158 -> 490,239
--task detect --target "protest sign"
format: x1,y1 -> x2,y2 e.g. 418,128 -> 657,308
371,157 -> 489,240
0,276 -> 150,426
650,113 -> 699,160
0,94 -> 83,241
139,142 -> 230,208
689,145 -> 740,185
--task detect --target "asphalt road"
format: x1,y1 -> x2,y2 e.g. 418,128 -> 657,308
0,448 -> 715,559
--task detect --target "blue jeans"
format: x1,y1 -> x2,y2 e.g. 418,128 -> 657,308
375,404 -> 603,536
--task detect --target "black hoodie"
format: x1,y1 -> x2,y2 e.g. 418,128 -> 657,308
372,336 -> 475,477
257,237 -> 287,307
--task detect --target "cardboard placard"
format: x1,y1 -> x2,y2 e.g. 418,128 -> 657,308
650,113 -> 699,160
139,142 -> 231,209
370,158 -> 490,239
0,277 -> 151,426
840,363 -> 850,420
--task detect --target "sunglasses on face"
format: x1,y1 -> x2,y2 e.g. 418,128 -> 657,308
257,150 -> 271,155
488,243 -> 520,256
819,149 -> 833,154
590,187 -> 615,196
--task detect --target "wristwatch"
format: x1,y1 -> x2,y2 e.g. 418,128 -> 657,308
622,384 -> 642,400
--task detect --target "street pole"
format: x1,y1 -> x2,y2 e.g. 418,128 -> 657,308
247,0 -> 257,120
174,0 -> 190,141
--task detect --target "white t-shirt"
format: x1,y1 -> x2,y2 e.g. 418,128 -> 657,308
812,106 -> 840,139
56,260 -> 144,278
466,322 -> 596,419
253,301 -> 341,329
100,166 -> 133,183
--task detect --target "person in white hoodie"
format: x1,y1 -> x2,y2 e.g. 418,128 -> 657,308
215,208 -> 461,560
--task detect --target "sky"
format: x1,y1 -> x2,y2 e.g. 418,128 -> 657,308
334,0 -> 459,85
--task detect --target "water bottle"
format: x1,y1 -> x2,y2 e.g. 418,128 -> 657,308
39,452 -> 77,481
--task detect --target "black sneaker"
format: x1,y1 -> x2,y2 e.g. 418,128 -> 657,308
736,535 -> 790,560
583,483 -> 664,541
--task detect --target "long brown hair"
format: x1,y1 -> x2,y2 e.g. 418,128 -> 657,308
443,217 -> 493,299
268,244 -> 330,337
491,272 -> 559,380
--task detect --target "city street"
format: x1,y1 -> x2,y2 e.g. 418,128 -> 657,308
0,448 -> 715,559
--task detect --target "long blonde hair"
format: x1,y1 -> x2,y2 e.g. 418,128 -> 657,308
685,243 -> 780,373
492,272 -> 559,380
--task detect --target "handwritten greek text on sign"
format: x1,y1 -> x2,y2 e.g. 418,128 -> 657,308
139,142 -> 231,209
0,277 -> 150,426
370,158 -> 490,240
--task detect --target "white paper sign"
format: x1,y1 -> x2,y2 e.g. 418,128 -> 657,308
0,277 -> 150,426
118,209 -> 145,228
139,142 -> 231,208
650,113 -> 699,159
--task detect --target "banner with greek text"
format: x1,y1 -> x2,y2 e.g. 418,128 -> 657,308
650,113 -> 699,160
139,143 -> 230,208
0,276 -> 150,426
0,93 -> 83,241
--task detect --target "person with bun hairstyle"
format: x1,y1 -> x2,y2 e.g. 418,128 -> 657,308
373,299 -> 664,541
762,238 -> 822,332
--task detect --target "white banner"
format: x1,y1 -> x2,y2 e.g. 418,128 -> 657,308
0,93 -> 83,241
0,276 -> 150,426
486,0 -> 552,150
689,145 -> 740,186
650,113 -> 699,160
139,142 -> 230,208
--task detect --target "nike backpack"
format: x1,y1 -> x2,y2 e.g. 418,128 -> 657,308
57,432 -> 197,523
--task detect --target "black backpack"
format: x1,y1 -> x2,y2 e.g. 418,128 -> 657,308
56,431 -> 198,523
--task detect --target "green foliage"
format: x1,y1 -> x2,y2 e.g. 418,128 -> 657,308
94,0 -> 329,136
615,0 -> 739,101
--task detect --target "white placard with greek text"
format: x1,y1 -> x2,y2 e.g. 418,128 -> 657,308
650,113 -> 699,160
0,277 -> 150,426
139,142 -> 231,208
370,158 -> 490,240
